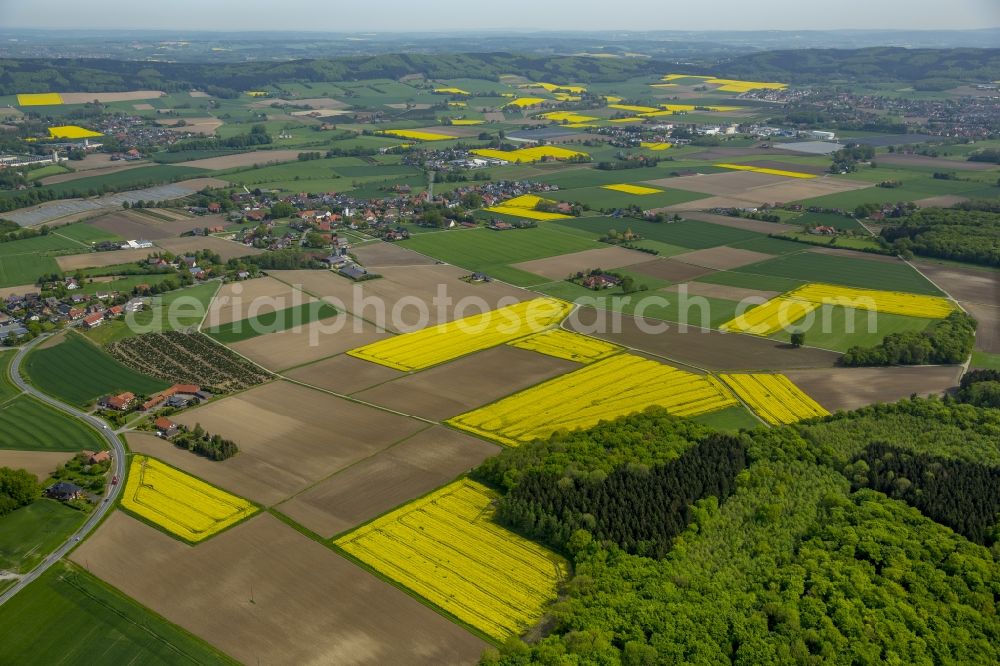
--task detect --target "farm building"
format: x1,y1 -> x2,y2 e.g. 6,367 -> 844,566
45,482 -> 84,501
101,392 -> 136,411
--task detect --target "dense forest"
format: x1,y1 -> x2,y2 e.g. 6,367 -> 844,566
2,47 -> 999,96
480,399 -> 1000,664
841,311 -> 976,367
879,206 -> 1000,266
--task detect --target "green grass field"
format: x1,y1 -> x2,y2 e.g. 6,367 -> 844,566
553,217 -> 764,249
729,252 -> 942,295
695,270 -> 808,293
205,302 -> 338,343
0,563 -> 238,665
0,395 -> 106,451
0,253 -> 61,288
971,351 -> 1000,370
399,226 -> 598,286
23,332 -> 168,406
787,211 -> 865,232
689,404 -> 763,431
53,223 -> 123,244
0,351 -> 18,403
0,500 -> 86,573
726,236 -> 810,255
43,165 -> 209,196
769,306 -> 936,352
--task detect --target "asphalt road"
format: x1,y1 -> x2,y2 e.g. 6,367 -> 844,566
0,333 -> 126,608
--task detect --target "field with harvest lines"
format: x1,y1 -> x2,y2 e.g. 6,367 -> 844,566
447,354 -> 738,446
508,329 -> 621,363
719,373 -> 830,424
347,297 -> 572,371
121,456 -> 258,542
335,479 -> 568,641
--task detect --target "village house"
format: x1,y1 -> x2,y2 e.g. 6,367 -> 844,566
101,392 -> 136,411
154,417 -> 179,438
81,450 -> 111,465
45,482 -> 84,501
583,274 -> 622,290
82,312 -> 104,329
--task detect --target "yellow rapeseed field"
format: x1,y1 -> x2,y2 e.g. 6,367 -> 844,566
434,87 -> 471,95
715,163 -> 817,179
604,95 -> 623,103
720,297 -> 822,335
504,97 -> 548,109
530,82 -> 587,94
661,74 -> 713,81
472,146 -> 588,163
602,183 -> 663,195
541,111 -> 598,123
47,125 -> 103,139
484,193 -> 573,220
447,354 -> 738,446
706,78 -> 787,92
17,93 -> 63,106
608,103 -> 659,114
509,329 -> 621,363
121,456 -> 258,542
448,101 -> 468,107
245,91 -> 270,97
348,297 -> 572,371
640,142 -> 673,150
379,129 -> 451,141
335,479 -> 568,641
449,118 -> 483,124
720,373 -> 829,425
785,283 -> 956,319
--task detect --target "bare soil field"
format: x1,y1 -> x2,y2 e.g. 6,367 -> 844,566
40,161 -> 152,186
60,91 -> 165,104
875,154 -> 999,171
566,306 -> 841,371
911,261 -> 998,305
672,246 -> 775,270
169,381 -> 426,505
86,211 -> 209,240
132,103 -> 154,111
351,242 -> 439,267
205,276 -> 310,328
484,111 -> 505,121
174,150 -> 305,170
0,284 -> 37,299
55,248 -> 154,271
409,125 -> 483,138
154,235 -> 263,262
624,258 -> 717,283
680,211 -> 800,234
0,451 -> 72,482
783,365 -> 962,412
254,97 -> 348,110
661,177 -> 873,211
229,314 -> 391,371
661,281 -> 781,302
71,512 -> 487,665
271,265 -> 531,333
644,171 -> 789,195
278,426 -> 499,537
354,346 -> 580,420
156,118 -> 223,135
913,195 -> 970,208
512,246 -> 649,281
62,153 -> 132,172
285,353 -> 404,394
964,303 -> 1000,353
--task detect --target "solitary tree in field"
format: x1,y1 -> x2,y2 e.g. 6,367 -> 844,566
790,331 -> 806,348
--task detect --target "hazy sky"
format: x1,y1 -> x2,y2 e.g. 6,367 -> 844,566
2,0 -> 998,31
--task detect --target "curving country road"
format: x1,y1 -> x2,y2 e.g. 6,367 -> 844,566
0,333 -> 126,607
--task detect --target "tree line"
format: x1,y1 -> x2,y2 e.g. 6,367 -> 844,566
841,311 -> 975,366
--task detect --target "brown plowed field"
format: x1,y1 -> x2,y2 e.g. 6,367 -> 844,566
168,381 -> 426,505
644,171 -> 788,195
230,314 -> 391,371
911,261 -> 999,305
512,246 -> 649,281
284,354 -> 404,394
875,154 -> 999,171
153,235 -> 262,262
71,512 -> 487,665
60,91 -> 165,104
86,211 -> 211,240
783,365 -> 962,412
55,248 -> 155,271
205,277 -> 310,328
0,451 -> 73,482
565,307 -> 841,371
624,259 -> 717,283
351,242 -> 439,267
805,246 -> 905,264
353,346 -> 580,420
681,211 -> 799,234
672,246 -> 775,270
277,426 -> 499,537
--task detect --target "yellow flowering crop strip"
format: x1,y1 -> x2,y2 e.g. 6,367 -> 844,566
530,82 -> 587,94
121,456 -> 258,543
508,329 -> 622,364
785,283 -> 955,319
472,146 -> 588,163
504,97 -> 548,109
379,129 -> 451,142
335,479 -> 568,641
540,111 -> 599,123
484,193 -> 573,220
715,163 -> 816,179
448,101 -> 468,107
449,118 -> 483,125
348,297 -> 572,372
720,297 -> 822,335
447,354 -> 737,446
719,373 -> 829,425
602,183 -> 663,195
18,92 -> 64,106
640,142 -> 672,151
245,91 -> 270,97
434,87 -> 471,95
603,95 -> 623,103
706,78 -> 787,92
608,103 -> 659,114
661,74 -> 713,81
48,125 -> 103,139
